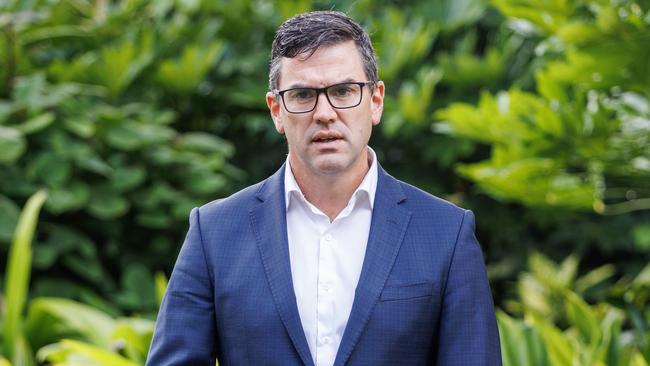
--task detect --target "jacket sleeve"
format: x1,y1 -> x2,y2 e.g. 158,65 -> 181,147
435,210 -> 502,365
146,207 -> 218,365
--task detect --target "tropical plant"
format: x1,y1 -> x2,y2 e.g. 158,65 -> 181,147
0,190 -> 164,366
437,0 -> 650,215
0,190 -> 47,366
498,253 -> 650,366
0,0 -> 239,314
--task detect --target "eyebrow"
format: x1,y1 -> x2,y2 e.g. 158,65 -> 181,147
285,78 -> 358,89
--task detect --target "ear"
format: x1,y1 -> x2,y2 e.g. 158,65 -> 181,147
266,91 -> 285,134
370,81 -> 385,126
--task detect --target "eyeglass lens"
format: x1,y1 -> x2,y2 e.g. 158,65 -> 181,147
283,83 -> 363,113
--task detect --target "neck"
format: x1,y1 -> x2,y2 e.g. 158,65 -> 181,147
290,150 -> 370,222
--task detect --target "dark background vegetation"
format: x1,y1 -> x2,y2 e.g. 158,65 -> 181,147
1,0 -> 649,365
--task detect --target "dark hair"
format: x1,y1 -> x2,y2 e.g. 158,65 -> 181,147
269,10 -> 378,91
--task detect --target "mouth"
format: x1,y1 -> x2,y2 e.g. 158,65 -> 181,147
313,137 -> 340,143
311,131 -> 344,144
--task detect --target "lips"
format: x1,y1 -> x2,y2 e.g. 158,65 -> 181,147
312,131 -> 343,143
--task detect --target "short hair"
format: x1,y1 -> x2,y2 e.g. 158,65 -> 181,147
269,10 -> 378,91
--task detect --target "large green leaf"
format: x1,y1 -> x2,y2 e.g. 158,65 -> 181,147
37,339 -> 139,366
497,310 -> 529,366
24,298 -> 115,350
110,318 -> 155,364
564,290 -> 601,344
156,41 -> 224,93
530,313 -> 574,365
0,127 -> 26,163
14,112 -> 55,134
46,183 -> 90,214
2,190 -> 47,364
86,187 -> 129,220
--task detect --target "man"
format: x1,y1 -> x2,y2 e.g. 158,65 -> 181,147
147,10 -> 501,366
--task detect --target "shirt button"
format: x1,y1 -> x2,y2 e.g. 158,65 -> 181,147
321,283 -> 331,292
321,336 -> 331,344
324,234 -> 332,242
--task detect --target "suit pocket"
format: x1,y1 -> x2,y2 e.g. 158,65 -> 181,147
380,281 -> 433,302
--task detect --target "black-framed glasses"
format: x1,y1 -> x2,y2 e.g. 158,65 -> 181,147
274,81 -> 375,114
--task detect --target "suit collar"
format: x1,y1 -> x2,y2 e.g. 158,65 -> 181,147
333,166 -> 411,366
251,164 -> 315,366
252,163 -> 411,366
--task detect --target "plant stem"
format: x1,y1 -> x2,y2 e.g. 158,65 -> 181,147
602,198 -> 650,215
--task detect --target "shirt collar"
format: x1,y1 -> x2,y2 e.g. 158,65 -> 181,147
284,146 -> 378,211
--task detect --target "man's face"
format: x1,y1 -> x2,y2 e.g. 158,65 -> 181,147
266,40 -> 384,179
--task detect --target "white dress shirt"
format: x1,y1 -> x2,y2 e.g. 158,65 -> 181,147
284,147 -> 378,366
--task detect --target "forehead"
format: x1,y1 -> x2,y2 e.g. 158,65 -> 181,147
278,40 -> 366,89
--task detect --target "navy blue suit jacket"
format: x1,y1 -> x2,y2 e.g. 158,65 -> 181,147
147,164 -> 501,365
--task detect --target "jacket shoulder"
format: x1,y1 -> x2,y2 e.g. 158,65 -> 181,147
196,180 -> 263,219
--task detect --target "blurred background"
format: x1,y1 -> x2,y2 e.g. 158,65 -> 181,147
0,0 -> 649,365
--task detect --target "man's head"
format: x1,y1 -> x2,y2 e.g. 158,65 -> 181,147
266,11 -> 384,179
269,10 -> 378,91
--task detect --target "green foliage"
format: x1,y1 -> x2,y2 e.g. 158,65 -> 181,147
437,0 -> 650,214
0,191 -> 153,366
499,253 -> 650,366
0,1 -> 240,313
1,190 -> 46,366
0,0 -> 648,364
39,340 -> 140,366
30,300 -> 154,366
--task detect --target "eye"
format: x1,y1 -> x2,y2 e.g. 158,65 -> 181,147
330,85 -> 354,97
288,89 -> 316,101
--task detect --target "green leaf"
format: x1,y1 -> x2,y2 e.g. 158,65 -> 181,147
114,264 -> 156,311
496,310 -> 528,366
87,189 -> 129,220
427,0 -> 486,30
92,33 -> 155,98
156,41 -> 224,93
75,153 -> 113,177
154,271 -> 168,307
15,112 -> 55,134
186,171 -> 226,195
37,339 -> 139,366
8,334 -> 34,366
175,132 -> 233,155
25,298 -> 115,349
530,313 -> 574,366
564,290 -> 601,344
31,153 -> 71,187
13,75 -> 80,112
600,307 -> 626,366
397,67 -> 442,124
632,224 -> 650,250
574,264 -> 616,294
0,127 -> 26,164
63,256 -> 107,285
63,117 -> 96,138
46,183 -> 90,214
104,123 -> 175,151
2,190 -> 47,363
111,165 -> 146,192
0,195 -> 19,242
110,319 -> 155,363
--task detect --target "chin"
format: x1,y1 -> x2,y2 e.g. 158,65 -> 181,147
312,158 -> 348,175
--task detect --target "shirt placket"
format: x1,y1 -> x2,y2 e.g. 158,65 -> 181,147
316,228 -> 338,365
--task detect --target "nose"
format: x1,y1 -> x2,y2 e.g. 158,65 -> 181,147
312,92 -> 337,123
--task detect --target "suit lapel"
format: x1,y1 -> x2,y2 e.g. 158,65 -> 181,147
334,166 -> 412,366
249,165 -> 314,366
